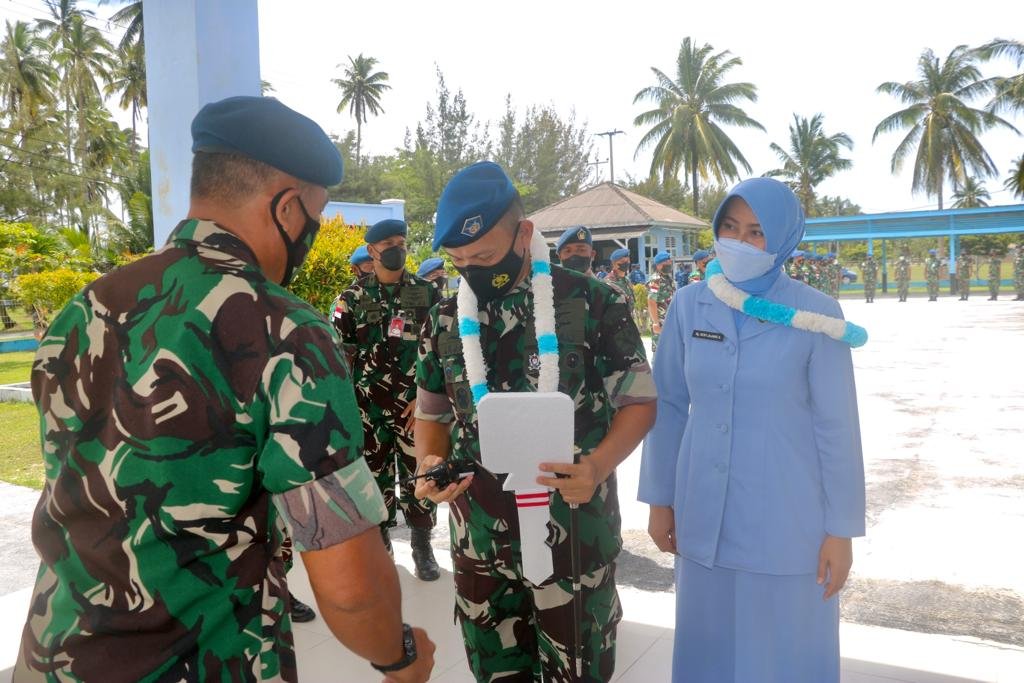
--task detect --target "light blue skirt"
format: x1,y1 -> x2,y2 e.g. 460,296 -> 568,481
672,557 -> 840,683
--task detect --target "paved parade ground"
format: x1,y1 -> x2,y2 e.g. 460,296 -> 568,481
1,297 -> 1022,681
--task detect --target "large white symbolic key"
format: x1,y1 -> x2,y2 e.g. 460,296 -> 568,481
478,391 -> 575,584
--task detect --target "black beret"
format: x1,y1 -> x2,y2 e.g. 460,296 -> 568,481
191,96 -> 343,187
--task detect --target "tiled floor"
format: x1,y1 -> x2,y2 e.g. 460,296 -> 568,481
1,539 -> 1021,682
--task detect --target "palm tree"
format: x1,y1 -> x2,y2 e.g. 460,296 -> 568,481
105,41 -> 146,145
975,38 -> 1024,115
766,113 -> 853,214
1005,156 -> 1024,200
632,37 -> 764,216
0,20 -> 57,123
98,1 -> 142,53
951,177 -> 991,208
332,54 -> 390,168
873,45 -> 1018,209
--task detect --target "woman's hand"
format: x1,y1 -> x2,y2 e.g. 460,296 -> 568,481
648,505 -> 676,554
817,535 -> 853,600
413,455 -> 473,505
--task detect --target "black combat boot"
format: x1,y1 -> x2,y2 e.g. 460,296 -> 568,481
289,592 -> 317,623
410,527 -> 440,582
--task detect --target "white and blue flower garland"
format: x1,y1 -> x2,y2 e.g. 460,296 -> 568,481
457,230 -> 560,404
705,258 -> 868,347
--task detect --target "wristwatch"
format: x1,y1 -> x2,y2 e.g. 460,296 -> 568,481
371,623 -> 417,673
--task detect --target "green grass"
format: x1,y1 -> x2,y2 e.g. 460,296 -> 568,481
0,401 -> 43,490
1,305 -> 35,335
0,351 -> 34,385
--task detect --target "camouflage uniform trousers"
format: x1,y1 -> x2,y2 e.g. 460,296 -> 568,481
988,261 -> 1001,299
896,276 -> 910,301
362,409 -> 436,530
926,274 -> 940,300
454,549 -> 622,683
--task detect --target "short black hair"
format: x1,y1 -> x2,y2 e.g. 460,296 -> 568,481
190,151 -> 283,205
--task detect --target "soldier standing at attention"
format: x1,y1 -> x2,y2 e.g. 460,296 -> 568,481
1013,244 -> 1024,300
926,249 -> 942,301
556,225 -> 598,276
605,247 -> 637,321
413,161 -> 657,682
648,251 -> 677,352
417,256 -> 449,296
987,249 -> 1002,300
350,244 -> 374,279
332,219 -> 442,581
15,96 -> 436,682
895,249 -> 911,302
861,254 -> 878,303
957,252 -> 972,301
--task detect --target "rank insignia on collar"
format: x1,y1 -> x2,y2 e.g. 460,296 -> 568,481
528,353 -> 541,371
462,215 -> 483,237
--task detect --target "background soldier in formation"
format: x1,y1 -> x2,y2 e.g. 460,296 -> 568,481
957,252 -> 972,301
647,251 -> 677,352
416,256 -> 449,296
332,219 -> 441,581
861,254 -> 878,303
688,249 -> 712,283
349,244 -> 374,279
605,247 -> 636,321
414,161 -> 657,682
1014,244 -> 1024,300
555,225 -> 597,276
926,249 -> 942,301
988,249 -> 1002,300
895,249 -> 911,302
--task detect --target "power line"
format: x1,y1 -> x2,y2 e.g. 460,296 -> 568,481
0,138 -> 130,185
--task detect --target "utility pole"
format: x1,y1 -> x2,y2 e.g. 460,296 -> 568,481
595,130 -> 624,185
587,156 -> 608,184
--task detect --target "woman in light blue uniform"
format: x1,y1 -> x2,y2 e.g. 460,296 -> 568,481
639,178 -> 865,683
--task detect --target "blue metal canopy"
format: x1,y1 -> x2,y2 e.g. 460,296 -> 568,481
803,204 -> 1024,242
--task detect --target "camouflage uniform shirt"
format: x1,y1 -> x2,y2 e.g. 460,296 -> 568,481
415,266 -> 656,579
331,270 -> 439,412
17,220 -> 386,682
603,270 -> 636,319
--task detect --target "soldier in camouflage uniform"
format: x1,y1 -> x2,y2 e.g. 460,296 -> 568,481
350,244 -> 374,279
417,256 -> 449,297
414,162 -> 657,682
925,249 -> 942,301
860,254 -> 877,303
688,249 -> 711,284
332,219 -> 441,581
957,252 -> 972,301
647,251 -> 677,352
987,249 -> 1002,300
604,247 -> 636,321
895,249 -> 911,302
1013,244 -> 1024,300
15,96 -> 436,683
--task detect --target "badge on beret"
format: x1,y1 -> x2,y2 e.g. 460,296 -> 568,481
577,229 -> 586,241
462,215 -> 483,238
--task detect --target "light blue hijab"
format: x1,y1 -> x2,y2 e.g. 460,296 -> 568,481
712,178 -> 805,295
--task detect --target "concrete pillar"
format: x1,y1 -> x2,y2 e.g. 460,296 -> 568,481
143,0 -> 261,247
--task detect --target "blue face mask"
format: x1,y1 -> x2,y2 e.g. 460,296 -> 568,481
713,238 -> 777,283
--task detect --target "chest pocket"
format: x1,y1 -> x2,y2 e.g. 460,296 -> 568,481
524,298 -> 592,391
360,300 -> 384,325
399,285 -> 431,342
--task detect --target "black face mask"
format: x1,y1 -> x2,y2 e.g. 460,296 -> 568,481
377,245 -> 407,272
271,189 -> 320,287
456,223 -> 525,304
562,255 -> 592,273
612,260 -> 629,275
430,277 -> 446,292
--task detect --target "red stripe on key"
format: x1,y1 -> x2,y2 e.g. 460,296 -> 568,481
515,492 -> 548,501
516,501 -> 550,508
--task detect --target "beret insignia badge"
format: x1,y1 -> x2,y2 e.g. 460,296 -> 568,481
577,229 -> 586,241
462,215 -> 483,237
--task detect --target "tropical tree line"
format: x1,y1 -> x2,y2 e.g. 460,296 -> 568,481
633,36 -> 1024,218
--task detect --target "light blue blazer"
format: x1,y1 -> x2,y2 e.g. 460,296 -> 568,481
639,275 -> 865,575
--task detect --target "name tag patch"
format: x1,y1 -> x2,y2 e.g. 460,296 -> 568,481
692,329 -> 725,342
